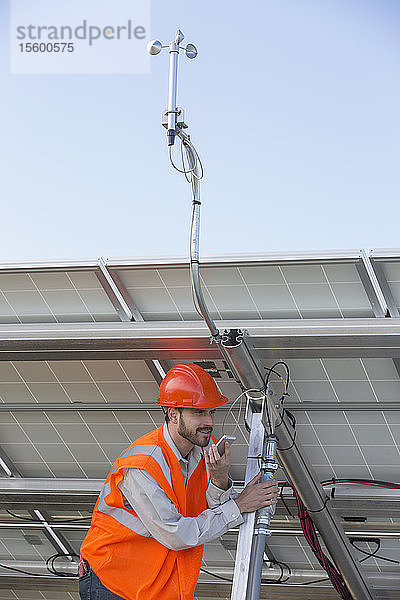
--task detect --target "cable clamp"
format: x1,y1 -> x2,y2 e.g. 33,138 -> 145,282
254,527 -> 271,536
261,461 -> 279,471
162,107 -> 188,129
257,516 -> 270,525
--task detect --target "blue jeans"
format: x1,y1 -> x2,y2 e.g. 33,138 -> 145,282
79,567 -> 126,600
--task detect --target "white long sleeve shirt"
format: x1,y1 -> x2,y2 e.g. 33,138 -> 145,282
118,424 -> 243,551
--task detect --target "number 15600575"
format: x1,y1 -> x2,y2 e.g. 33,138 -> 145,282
19,42 -> 74,52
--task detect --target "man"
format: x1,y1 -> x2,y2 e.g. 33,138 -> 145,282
79,363 -> 279,600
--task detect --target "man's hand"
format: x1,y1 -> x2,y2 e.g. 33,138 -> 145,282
234,472 -> 279,514
204,442 -> 231,491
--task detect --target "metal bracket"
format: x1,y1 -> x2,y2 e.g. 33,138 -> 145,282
162,107 -> 188,129
222,328 -> 245,347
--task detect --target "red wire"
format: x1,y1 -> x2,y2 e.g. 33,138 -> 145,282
277,478 -> 399,598
321,478 -> 400,489
291,486 -> 352,598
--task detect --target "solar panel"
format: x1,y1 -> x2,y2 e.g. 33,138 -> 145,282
111,256 -> 376,321
0,270 -> 119,324
0,253 -> 398,599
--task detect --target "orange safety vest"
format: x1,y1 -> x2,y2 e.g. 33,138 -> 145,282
80,425 -> 212,600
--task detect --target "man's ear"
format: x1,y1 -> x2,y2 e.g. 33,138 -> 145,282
168,407 -> 178,424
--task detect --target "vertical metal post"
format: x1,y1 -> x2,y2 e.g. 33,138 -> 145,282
247,434 -> 278,600
167,30 -> 184,146
231,408 -> 265,600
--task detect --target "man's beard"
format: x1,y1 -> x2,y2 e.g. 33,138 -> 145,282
177,414 -> 212,447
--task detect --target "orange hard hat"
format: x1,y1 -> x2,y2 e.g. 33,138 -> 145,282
157,363 -> 229,409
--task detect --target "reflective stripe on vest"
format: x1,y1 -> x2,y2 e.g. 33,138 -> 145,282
97,443 -> 173,530
98,481 -> 149,535
117,444 -> 173,487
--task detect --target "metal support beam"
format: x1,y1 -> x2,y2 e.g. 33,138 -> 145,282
105,249 -> 374,268
31,509 -> 77,560
369,259 -> 400,318
0,477 -> 102,511
96,259 -> 134,322
356,252 -> 388,317
0,477 -> 103,494
2,479 -> 400,520
147,359 -> 167,384
95,264 -> 167,381
220,332 -> 375,600
0,446 -> 22,477
0,572 -> 398,598
3,478 -> 400,500
1,319 -> 400,360
392,358 -> 400,381
102,266 -> 145,323
1,519 -> 400,539
0,401 -> 398,412
0,575 -> 78,592
0,561 -> 77,576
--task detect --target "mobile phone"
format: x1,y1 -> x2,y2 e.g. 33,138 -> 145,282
216,435 -> 236,456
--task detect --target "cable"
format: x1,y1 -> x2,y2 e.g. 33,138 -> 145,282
291,485 -> 352,599
279,477 -> 400,583
263,362 -> 290,394
184,139 -> 204,180
262,560 -> 283,584
46,553 -> 79,577
199,567 -> 233,582
220,362 -> 290,439
169,143 -> 193,175
263,362 -> 290,435
0,563 -> 47,577
321,477 -> 400,489
5,509 -> 92,524
221,388 -> 263,440
350,539 -> 399,565
299,577 -> 330,586
200,559 -> 292,585
306,495 -> 330,513
262,558 -> 292,584
181,138 -> 193,183
169,137 -> 204,180
353,540 -> 381,564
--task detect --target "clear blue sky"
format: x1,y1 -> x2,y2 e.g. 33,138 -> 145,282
1,0 -> 399,261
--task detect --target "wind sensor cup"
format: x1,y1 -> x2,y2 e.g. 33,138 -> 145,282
147,29 -> 198,146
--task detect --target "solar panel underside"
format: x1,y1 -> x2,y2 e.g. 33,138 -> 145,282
0,252 -> 399,599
